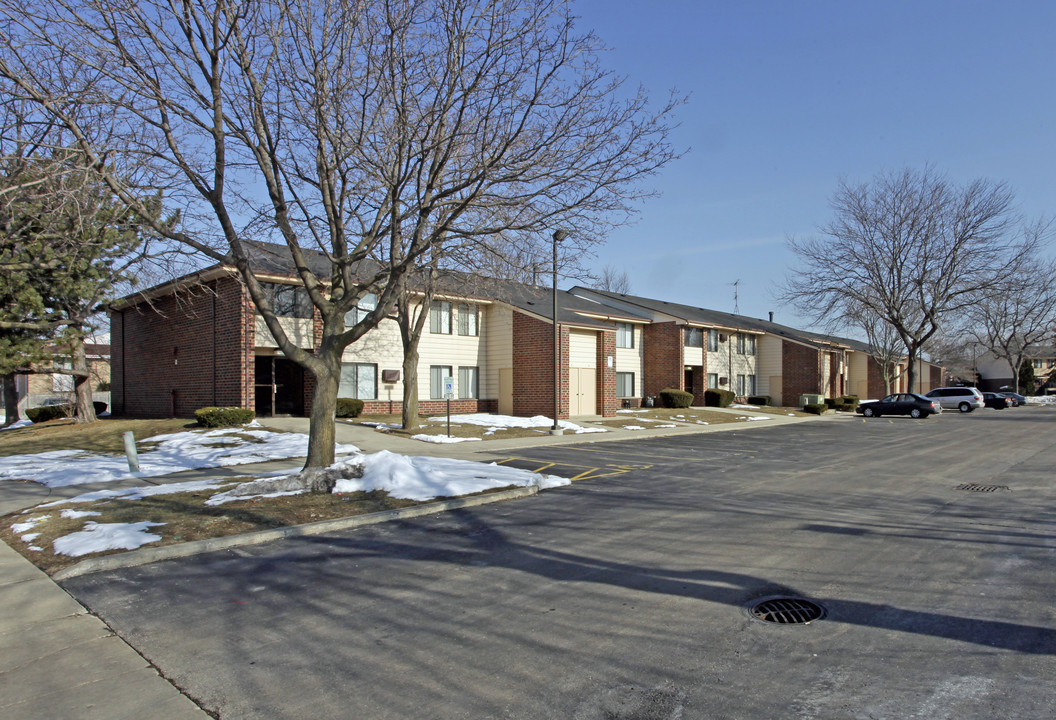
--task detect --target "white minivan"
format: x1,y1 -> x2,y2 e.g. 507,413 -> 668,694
924,387 -> 985,413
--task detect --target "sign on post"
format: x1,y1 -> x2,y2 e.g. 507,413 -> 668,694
443,376 -> 455,436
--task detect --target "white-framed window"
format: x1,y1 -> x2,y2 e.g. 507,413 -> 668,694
339,363 -> 377,400
1034,359 -> 1043,368
260,282 -> 313,319
736,374 -> 756,396
430,301 -> 452,334
616,372 -> 635,397
684,327 -> 703,347
457,303 -> 479,336
707,329 -> 719,352
615,323 -> 634,348
430,365 -> 453,399
343,292 -> 377,326
707,373 -> 718,389
458,366 -> 479,399
736,333 -> 756,355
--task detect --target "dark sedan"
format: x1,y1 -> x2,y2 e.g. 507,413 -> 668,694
998,392 -> 1026,406
983,392 -> 1013,409
856,393 -> 941,419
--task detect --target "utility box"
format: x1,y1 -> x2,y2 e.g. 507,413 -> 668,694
799,393 -> 824,406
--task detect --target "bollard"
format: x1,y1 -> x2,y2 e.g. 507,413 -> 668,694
122,431 -> 140,473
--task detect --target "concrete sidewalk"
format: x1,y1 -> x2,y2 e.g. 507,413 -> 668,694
0,406 -> 837,718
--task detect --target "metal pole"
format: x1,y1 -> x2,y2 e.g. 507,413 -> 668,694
122,431 -> 140,473
551,229 -> 567,435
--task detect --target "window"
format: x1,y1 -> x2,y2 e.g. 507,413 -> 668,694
52,362 -> 74,392
707,373 -> 718,389
457,367 -> 479,399
1049,359 -> 1055,369
707,329 -> 719,352
684,327 -> 703,347
430,301 -> 452,334
343,292 -> 377,326
736,374 -> 756,396
616,372 -> 635,397
616,323 -> 634,348
260,282 -> 313,319
1034,359 -> 1043,369
430,365 -> 453,399
457,303 -> 479,336
338,363 -> 377,400
736,333 -> 755,355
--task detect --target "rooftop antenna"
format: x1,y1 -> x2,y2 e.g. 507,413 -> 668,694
729,278 -> 741,314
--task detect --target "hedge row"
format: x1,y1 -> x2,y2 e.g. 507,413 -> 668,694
658,388 -> 693,408
747,395 -> 771,407
704,388 -> 735,408
26,401 -> 109,423
194,407 -> 255,427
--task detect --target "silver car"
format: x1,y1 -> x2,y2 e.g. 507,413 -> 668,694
924,386 -> 985,413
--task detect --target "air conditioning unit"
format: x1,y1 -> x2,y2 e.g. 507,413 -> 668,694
719,376 -> 728,386
719,333 -> 728,342
799,393 -> 824,406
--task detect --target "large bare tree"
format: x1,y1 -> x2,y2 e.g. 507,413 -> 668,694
964,242 -> 1056,393
0,0 -> 681,469
782,167 -> 1034,391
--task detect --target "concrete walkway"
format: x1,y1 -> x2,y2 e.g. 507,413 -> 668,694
0,407 -> 837,718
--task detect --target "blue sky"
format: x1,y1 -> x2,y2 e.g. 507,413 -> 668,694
571,0 -> 1056,327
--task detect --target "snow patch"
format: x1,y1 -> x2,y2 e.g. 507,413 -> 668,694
53,521 -> 165,556
426,414 -> 606,434
411,434 -> 482,444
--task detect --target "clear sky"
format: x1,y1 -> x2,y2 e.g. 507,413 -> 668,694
570,0 -> 1056,328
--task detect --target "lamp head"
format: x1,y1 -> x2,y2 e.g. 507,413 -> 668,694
552,229 -> 568,243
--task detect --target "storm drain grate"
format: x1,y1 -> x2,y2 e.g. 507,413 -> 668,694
747,597 -> 826,624
956,483 -> 1010,493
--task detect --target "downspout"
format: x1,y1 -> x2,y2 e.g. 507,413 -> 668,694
212,289 -> 217,406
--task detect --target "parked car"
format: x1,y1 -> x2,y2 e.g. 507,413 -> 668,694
924,386 -> 985,413
982,392 -> 1013,409
997,392 -> 1026,406
856,393 -> 941,418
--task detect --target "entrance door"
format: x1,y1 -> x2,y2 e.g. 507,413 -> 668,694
569,368 -> 597,416
254,356 -> 305,416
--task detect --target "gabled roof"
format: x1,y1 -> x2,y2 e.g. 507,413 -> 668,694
573,287 -> 872,353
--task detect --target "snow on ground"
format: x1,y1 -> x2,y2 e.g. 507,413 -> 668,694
427,413 -> 607,434
1,418 -> 32,431
0,428 -> 360,487
621,425 -> 647,431
731,403 -> 761,409
411,434 -> 481,444
737,415 -> 771,422
38,479 -> 232,507
53,521 -> 165,557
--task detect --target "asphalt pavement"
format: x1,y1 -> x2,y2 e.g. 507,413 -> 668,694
48,407 -> 1056,719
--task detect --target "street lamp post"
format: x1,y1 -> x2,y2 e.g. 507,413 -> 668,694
551,229 -> 567,435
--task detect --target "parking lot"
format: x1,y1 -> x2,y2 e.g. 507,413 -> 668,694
62,408 -> 1056,719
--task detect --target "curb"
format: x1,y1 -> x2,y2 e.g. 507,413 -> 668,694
52,485 -> 538,581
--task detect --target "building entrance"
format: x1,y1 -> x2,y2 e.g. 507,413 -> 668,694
254,355 -> 305,416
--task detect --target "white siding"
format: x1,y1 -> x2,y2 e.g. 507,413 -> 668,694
484,305 -> 513,400
614,324 -> 644,396
684,344 -> 704,366
847,350 -> 870,400
417,302 -> 487,400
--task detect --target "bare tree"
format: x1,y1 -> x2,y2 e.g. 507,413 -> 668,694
596,264 -> 631,294
964,242 -> 1056,393
845,302 -> 906,395
0,0 -> 682,470
782,167 -> 1034,391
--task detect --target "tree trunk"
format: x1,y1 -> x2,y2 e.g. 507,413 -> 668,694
71,340 -> 97,423
303,359 -> 339,470
401,347 -> 421,431
2,374 -> 19,427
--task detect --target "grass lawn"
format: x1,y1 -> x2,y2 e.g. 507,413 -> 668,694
0,417 -> 197,456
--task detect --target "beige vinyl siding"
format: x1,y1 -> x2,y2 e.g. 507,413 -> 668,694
847,350 -> 870,400
614,324 -> 644,396
484,305 -> 513,400
569,329 -> 597,368
254,316 -> 315,349
683,343 -> 704,366
341,316 -> 404,401
418,302 -> 487,401
756,335 -> 783,399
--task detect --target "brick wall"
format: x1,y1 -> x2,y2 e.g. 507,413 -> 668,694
866,359 -> 888,399
512,311 -> 568,419
596,329 -> 617,417
930,364 -> 944,389
781,341 -> 822,407
643,323 -> 682,398
111,276 -> 251,417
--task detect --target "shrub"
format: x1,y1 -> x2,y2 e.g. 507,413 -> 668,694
658,388 -> 694,408
704,389 -> 736,407
824,397 -> 838,409
802,403 -> 828,415
194,406 -> 255,427
26,404 -> 73,423
336,398 -> 365,418
840,395 -> 860,410
747,395 -> 771,407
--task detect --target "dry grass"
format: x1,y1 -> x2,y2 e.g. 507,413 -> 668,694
0,417 -> 197,457
0,485 -> 425,575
